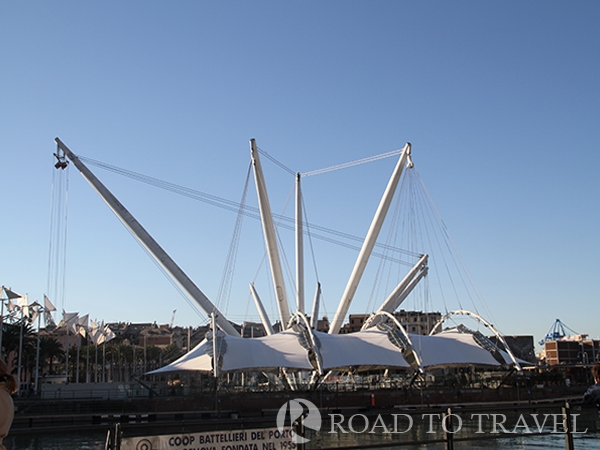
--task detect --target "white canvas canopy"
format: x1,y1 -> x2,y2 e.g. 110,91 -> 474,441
220,330 -> 314,372
314,329 -> 410,370
147,320 -> 521,376
148,330 -> 314,374
410,330 -> 507,368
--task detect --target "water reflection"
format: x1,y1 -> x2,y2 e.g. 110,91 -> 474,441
4,410 -> 600,450
5,431 -> 106,450
309,408 -> 600,449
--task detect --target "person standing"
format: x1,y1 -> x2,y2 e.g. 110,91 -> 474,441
583,362 -> 600,413
0,360 -> 17,450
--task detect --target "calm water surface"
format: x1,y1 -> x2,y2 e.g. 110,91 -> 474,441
5,410 -> 600,449
6,432 -> 600,450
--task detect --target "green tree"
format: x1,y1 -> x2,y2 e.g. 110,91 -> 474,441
1,319 -> 35,367
39,336 -> 64,374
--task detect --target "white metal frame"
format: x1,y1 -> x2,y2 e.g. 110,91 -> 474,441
250,139 -> 291,328
361,310 -> 423,371
429,309 -> 522,371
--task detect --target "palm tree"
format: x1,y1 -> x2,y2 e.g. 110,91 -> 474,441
162,344 -> 184,365
1,320 -> 35,368
146,345 -> 162,371
39,336 -> 64,375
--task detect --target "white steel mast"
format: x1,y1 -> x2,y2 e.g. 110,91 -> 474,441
329,143 -> 412,334
249,139 -> 291,329
54,137 -> 240,336
376,254 -> 428,314
295,173 -> 305,314
309,282 -> 321,329
249,282 -> 275,336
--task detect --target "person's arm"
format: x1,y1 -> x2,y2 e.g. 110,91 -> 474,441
584,384 -> 600,403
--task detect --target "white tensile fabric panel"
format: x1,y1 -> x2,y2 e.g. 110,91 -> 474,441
148,328 -> 514,375
148,331 -> 314,374
148,338 -> 213,374
314,329 -> 410,369
220,331 -> 314,371
410,330 -> 502,367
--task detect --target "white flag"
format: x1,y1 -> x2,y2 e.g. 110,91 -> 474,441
44,295 -> 57,311
44,310 -> 56,327
77,314 -> 89,337
89,321 -> 101,345
30,306 -> 39,323
61,311 -> 79,334
17,295 -> 29,318
43,296 -> 57,326
1,286 -> 22,299
103,325 -> 116,343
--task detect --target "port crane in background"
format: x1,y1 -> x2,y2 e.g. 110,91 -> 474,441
539,319 -> 582,346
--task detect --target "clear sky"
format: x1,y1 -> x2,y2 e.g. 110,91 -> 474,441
1,1 -> 598,348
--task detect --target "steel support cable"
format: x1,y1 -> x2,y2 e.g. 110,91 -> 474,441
410,171 -> 456,313
365,172 -> 410,314
407,171 -> 440,314
215,163 -> 253,315
61,178 -> 70,312
407,171 -> 431,315
300,146 -> 413,315
46,168 -> 59,303
405,171 -> 428,315
370,169 -> 418,315
302,195 -> 328,319
414,171 -> 495,324
256,147 -> 295,176
79,155 -> 420,263
47,166 -> 70,311
67,160 -> 207,323
303,197 -> 320,283
420,180 -> 466,312
125,228 -> 208,322
275,184 -> 297,305
79,154 -> 421,260
301,148 -> 404,177
414,171 -> 495,327
54,172 -> 65,309
246,180 -> 296,324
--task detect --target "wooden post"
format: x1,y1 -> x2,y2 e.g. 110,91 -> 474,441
444,407 -> 454,450
562,402 -> 574,450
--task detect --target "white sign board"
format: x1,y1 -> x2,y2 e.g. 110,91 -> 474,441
120,427 -> 297,450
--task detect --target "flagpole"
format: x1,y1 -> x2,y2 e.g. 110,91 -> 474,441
76,331 -> 80,383
17,306 -> 24,395
34,306 -> 42,393
95,342 -> 98,383
65,326 -> 69,382
102,341 -> 106,383
0,297 -> 4,359
86,332 -> 90,383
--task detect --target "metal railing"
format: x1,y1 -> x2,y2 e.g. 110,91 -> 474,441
102,398 -> 597,450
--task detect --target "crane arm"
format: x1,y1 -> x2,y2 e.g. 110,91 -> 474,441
54,138 -> 240,336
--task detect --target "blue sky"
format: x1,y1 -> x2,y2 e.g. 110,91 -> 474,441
1,2 -> 598,347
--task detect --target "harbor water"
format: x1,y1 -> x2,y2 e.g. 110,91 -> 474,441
5,409 -> 600,450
